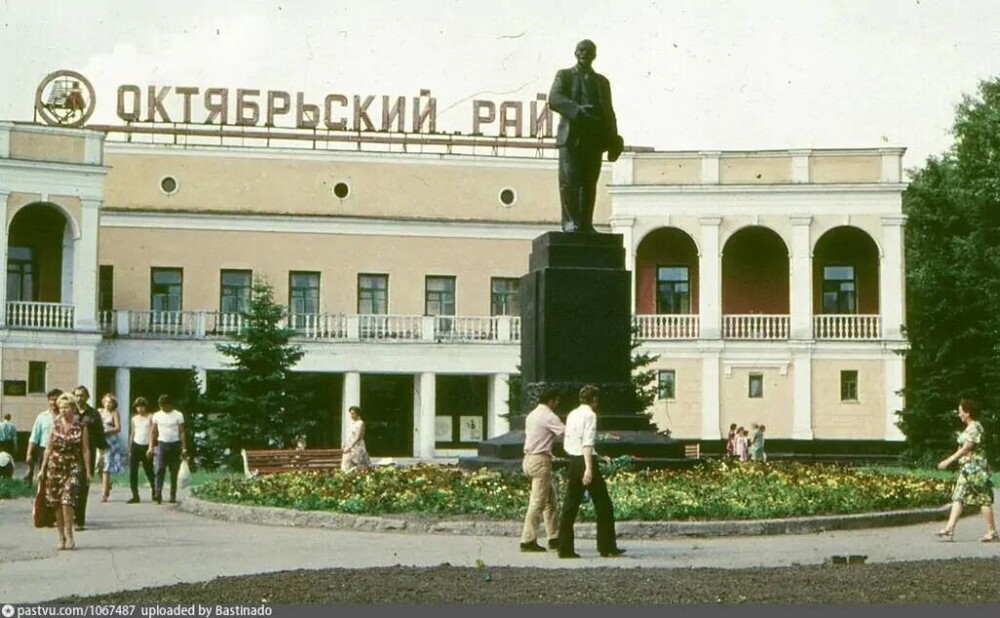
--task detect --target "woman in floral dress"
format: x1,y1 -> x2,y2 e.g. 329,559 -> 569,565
40,392 -> 92,550
341,406 -> 370,473
935,399 -> 998,542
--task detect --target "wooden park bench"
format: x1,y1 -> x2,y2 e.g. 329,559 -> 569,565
241,448 -> 344,478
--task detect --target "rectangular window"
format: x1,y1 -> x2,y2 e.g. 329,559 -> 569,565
748,373 -> 764,398
358,274 -> 389,315
28,361 -> 46,394
150,268 -> 183,311
822,265 -> 857,314
490,277 -> 520,316
289,271 -> 320,329
657,370 -> 676,400
425,276 -> 456,316
99,265 -> 114,312
7,246 -> 35,303
220,270 -> 253,314
841,370 -> 859,402
656,266 -> 691,314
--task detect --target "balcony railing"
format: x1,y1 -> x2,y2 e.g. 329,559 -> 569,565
723,314 -> 790,340
635,314 -> 700,339
6,302 -> 75,330
814,314 -> 881,340
92,309 -> 888,343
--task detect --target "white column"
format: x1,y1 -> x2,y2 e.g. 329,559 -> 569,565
413,372 -> 436,458
341,372 -> 361,447
879,148 -> 903,183
700,347 -> 722,439
487,373 -> 510,438
880,215 -> 906,341
791,346 -> 814,439
77,346 -> 96,395
789,216 -> 813,340
698,217 -> 723,340
195,367 -> 208,394
73,199 -> 101,331
0,191 -> 9,327
884,354 -> 906,441
115,367 -> 131,446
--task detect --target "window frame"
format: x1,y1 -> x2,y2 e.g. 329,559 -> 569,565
150,267 -> 183,312
748,373 -> 764,399
288,271 -> 321,328
425,275 -> 456,317
490,277 -> 520,317
840,369 -> 859,402
7,246 -> 36,303
98,265 -> 114,312
357,273 -> 389,315
657,369 -> 676,400
27,361 -> 47,394
220,269 -> 253,315
822,265 -> 857,314
655,265 -> 691,315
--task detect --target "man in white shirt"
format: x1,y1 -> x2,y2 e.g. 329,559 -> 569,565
556,384 -> 624,558
519,387 -> 565,553
149,394 -> 188,504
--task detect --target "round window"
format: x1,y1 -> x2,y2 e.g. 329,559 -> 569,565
499,188 -> 516,207
333,182 -> 350,199
159,176 -> 179,195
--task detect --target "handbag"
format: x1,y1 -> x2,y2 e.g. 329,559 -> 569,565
33,483 -> 54,528
178,458 -> 192,489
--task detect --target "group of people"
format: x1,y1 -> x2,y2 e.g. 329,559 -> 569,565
21,386 -> 189,550
726,422 -> 767,462
519,384 -> 626,559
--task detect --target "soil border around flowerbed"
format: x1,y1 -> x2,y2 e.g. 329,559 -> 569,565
180,493 -> 954,538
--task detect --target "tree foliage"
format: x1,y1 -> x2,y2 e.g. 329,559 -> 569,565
900,77 -> 1000,465
199,278 -> 317,469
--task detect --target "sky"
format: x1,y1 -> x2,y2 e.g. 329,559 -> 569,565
1,0 -> 998,170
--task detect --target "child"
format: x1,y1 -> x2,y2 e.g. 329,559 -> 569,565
735,427 -> 750,462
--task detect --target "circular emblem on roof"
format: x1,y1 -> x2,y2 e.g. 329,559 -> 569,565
34,70 -> 96,127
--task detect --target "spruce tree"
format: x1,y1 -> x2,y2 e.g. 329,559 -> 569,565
203,278 -> 317,469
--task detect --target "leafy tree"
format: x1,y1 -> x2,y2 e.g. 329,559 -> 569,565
201,278 -> 317,469
899,77 -> 1000,466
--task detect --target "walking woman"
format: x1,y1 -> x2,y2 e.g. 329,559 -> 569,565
341,406 -> 370,473
97,393 -> 124,502
40,392 -> 91,550
935,399 -> 998,542
127,397 -> 155,503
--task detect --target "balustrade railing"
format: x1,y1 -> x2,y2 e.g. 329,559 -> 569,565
6,302 -> 75,330
634,314 -> 700,339
814,314 -> 881,340
90,309 -> 887,344
723,314 -> 790,340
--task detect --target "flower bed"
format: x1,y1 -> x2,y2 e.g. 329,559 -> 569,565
0,477 -> 34,500
192,460 -> 953,521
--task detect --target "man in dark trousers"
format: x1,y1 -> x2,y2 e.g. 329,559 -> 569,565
548,39 -> 624,233
557,384 -> 625,558
73,385 -> 104,530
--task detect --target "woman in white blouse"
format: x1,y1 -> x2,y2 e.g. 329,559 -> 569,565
127,397 -> 155,504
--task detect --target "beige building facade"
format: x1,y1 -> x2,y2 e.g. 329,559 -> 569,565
0,119 -> 908,459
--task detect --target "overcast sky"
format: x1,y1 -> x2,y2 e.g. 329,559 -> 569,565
1,0 -> 998,170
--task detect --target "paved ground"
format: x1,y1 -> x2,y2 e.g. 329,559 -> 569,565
2,482 -> 999,604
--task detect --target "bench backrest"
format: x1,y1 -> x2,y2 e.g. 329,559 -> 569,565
242,448 -> 344,477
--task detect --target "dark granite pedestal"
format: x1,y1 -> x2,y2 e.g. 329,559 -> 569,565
459,232 -> 685,472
